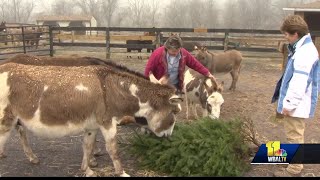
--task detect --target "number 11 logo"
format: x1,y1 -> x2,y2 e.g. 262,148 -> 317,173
266,141 -> 280,156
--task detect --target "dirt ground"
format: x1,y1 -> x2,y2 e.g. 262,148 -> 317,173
1,47 -> 320,177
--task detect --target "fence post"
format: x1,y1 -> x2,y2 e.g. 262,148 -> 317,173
71,30 -> 75,44
223,31 -> 229,51
106,28 -> 111,59
155,30 -> 162,48
21,26 -> 26,54
49,26 -> 54,57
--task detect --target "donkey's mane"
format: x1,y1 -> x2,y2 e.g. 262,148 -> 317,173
82,56 -> 147,79
3,54 -> 175,93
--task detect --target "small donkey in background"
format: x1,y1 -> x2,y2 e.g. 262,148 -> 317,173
194,46 -> 242,91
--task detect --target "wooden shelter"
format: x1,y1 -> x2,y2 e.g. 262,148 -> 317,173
283,1 -> 320,45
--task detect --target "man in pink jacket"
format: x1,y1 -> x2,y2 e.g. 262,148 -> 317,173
144,35 -> 215,92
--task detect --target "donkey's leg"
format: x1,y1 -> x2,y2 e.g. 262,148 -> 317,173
229,71 -> 236,91
88,137 -> 103,168
229,71 -> 235,90
0,131 -> 10,158
92,139 -> 104,156
185,93 -> 190,120
0,108 -> 17,158
229,64 -> 241,91
81,129 -> 98,177
192,104 -> 199,119
100,119 -> 129,177
202,108 -> 208,117
16,123 -> 39,164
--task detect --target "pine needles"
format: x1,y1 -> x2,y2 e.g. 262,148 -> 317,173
126,117 -> 251,177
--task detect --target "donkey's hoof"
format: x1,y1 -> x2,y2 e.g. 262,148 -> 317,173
120,171 -> 130,177
85,169 -> 97,177
0,153 -> 7,158
89,157 -> 98,167
30,157 -> 40,164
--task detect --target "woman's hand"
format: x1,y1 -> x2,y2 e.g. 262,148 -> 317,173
208,73 -> 217,82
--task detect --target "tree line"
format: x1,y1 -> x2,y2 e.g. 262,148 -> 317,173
0,0 -> 318,30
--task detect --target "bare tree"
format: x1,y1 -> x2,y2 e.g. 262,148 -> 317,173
36,0 -> 51,14
163,0 -> 189,28
221,0 -> 320,30
0,0 -> 35,23
222,0 -> 240,29
232,0 -> 266,29
52,0 -> 76,16
126,0 -> 147,27
222,0 -> 277,29
144,0 -> 161,27
113,8 -> 130,27
202,0 -> 219,28
74,0 -> 104,26
102,0 -> 118,26
187,0 -> 206,27
0,0 -> 8,21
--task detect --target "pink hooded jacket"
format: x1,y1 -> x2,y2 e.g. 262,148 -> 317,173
144,46 -> 211,91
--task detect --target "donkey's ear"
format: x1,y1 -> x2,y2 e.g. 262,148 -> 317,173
204,78 -> 215,94
200,46 -> 207,51
217,81 -> 224,93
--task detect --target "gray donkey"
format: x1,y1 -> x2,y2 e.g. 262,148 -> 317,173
194,46 -> 242,91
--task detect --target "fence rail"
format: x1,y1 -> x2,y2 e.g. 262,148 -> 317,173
1,26 -> 320,60
0,25 -> 51,60
50,27 -> 296,58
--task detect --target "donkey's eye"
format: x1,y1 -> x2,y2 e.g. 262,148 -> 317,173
169,120 -> 175,126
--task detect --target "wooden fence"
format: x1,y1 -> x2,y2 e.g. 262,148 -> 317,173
1,26 -> 320,60
0,25 -> 51,60
50,26 -> 320,59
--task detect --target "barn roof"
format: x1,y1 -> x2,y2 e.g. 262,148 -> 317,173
36,15 -> 94,22
3,23 -> 36,27
283,1 -> 320,12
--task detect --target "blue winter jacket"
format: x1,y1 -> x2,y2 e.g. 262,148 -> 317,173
271,34 -> 320,118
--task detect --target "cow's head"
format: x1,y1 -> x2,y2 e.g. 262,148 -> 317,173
202,78 -> 224,119
132,73 -> 183,137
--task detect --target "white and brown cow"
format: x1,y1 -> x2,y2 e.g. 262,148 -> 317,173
0,60 -> 183,177
183,69 -> 224,120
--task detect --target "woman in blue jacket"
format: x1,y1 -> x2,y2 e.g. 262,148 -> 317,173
272,15 -> 320,177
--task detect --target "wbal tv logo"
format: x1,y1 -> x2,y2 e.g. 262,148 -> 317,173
266,141 -> 287,163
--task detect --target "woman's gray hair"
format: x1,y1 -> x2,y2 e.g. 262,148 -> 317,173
164,34 -> 183,49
